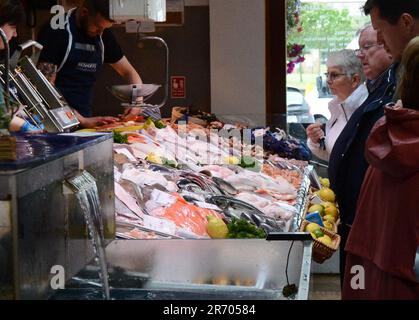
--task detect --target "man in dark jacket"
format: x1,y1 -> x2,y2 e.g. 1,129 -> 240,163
328,24 -> 395,285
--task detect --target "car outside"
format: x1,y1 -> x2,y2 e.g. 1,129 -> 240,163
286,87 -> 315,124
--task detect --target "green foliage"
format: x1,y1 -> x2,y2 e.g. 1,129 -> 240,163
162,157 -> 178,169
239,156 -> 262,172
154,119 -> 166,129
227,218 -> 266,239
287,0 -> 302,34
113,131 -> 128,144
288,3 -> 368,53
146,117 -> 166,129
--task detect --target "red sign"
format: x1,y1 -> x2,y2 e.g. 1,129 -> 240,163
171,76 -> 186,98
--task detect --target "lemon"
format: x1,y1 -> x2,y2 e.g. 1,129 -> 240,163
308,204 -> 325,216
322,221 -> 334,231
323,215 -> 337,223
312,229 -> 324,239
321,201 -> 335,208
146,153 -> 163,164
305,222 -> 321,233
317,235 -> 332,246
206,216 -> 228,239
224,156 -> 240,165
324,204 -> 339,219
320,177 -> 330,188
318,188 -> 336,202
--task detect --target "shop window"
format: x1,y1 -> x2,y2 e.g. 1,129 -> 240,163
286,0 -> 369,127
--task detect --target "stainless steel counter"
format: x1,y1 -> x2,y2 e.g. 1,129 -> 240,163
0,133 -> 114,300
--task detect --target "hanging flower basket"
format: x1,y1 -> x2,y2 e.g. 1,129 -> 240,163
286,0 -> 305,74
287,43 -> 305,74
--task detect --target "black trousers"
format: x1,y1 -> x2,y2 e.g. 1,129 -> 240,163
338,223 -> 352,288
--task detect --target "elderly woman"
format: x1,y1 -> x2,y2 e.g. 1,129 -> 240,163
306,49 -> 368,161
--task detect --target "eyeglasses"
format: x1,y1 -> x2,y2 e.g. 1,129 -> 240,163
324,72 -> 348,81
355,43 -> 383,55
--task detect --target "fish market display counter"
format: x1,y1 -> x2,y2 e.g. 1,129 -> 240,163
53,119 -> 316,300
52,162 -> 314,300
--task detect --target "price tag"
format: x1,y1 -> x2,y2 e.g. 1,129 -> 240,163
310,194 -> 323,205
143,215 -> 176,235
151,189 -> 177,206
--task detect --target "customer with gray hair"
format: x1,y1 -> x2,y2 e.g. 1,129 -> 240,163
306,49 -> 368,160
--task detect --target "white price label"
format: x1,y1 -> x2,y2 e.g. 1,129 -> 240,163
151,189 -> 177,207
143,215 -> 176,235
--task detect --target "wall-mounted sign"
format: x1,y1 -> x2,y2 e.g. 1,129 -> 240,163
171,76 -> 186,99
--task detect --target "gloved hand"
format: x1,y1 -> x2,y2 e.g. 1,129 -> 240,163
20,121 -> 43,133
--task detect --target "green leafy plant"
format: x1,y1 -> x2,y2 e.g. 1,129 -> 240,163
146,117 -> 166,129
113,131 -> 128,144
227,218 -> 266,239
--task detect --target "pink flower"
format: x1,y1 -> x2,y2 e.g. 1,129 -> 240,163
287,61 -> 296,74
287,43 -> 305,58
296,56 -> 305,63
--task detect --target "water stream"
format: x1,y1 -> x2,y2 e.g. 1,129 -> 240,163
68,170 -> 110,300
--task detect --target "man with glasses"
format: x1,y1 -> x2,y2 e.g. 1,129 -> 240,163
328,24 -> 395,286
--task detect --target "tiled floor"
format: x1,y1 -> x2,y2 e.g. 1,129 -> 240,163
309,274 -> 341,300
